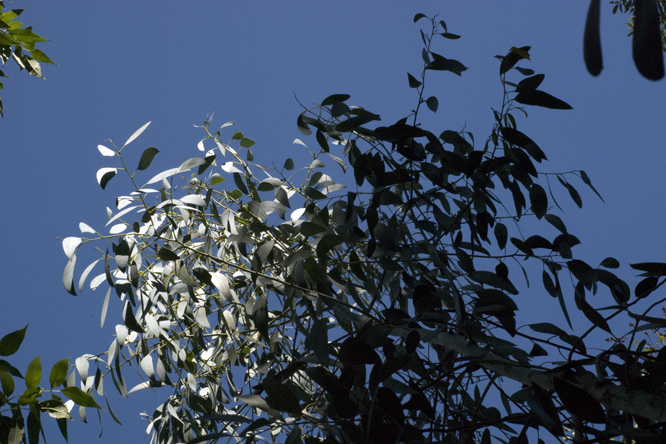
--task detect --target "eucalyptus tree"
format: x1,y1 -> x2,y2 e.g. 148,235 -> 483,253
61,14 -> 666,444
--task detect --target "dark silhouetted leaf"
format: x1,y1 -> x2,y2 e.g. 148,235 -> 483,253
500,46 -> 531,74
407,72 -> 422,88
137,147 -> 159,171
514,90 -> 573,110
517,74 -> 545,91
631,262 -> 666,276
122,300 -> 144,334
544,214 -> 567,233
635,276 -> 659,299
529,184 -> 547,219
553,376 -> 605,423
0,325 -> 28,357
157,247 -> 180,262
426,96 -> 438,112
321,94 -> 351,106
339,337 -> 380,366
495,223 -> 508,250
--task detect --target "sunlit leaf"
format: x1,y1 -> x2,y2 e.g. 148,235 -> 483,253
123,121 -> 151,147
97,145 -> 115,157
25,355 -> 41,389
49,358 -> 69,388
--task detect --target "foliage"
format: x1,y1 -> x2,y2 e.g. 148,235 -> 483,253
62,14 -> 666,444
0,326 -> 103,444
0,0 -> 55,117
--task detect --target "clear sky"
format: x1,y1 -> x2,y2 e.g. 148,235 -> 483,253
2,2 -> 666,442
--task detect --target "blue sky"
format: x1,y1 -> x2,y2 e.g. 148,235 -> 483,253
2,2 -> 666,442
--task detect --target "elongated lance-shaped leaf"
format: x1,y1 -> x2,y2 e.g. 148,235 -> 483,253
49,358 -> 69,388
123,121 -> 151,147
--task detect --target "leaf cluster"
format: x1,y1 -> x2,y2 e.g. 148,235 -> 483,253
0,326 -> 103,444
0,1 -> 55,117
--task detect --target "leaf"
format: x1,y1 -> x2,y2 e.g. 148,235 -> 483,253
123,121 -> 151,147
428,54 -> 467,76
0,325 -> 28,356
407,72 -> 422,88
529,184 -> 547,219
157,247 -> 180,262
0,369 -> 14,396
544,214 -> 567,233
321,94 -> 351,106
553,377 -> 605,423
579,297 -> 612,334
529,322 -> 567,338
25,356 -> 41,389
254,294 -> 269,342
425,96 -> 438,112
49,358 -> 69,388
470,270 -> 519,295
413,13 -> 427,23
140,355 -> 155,380
63,257 -> 77,296
630,262 -> 666,276
237,394 -> 281,417
635,276 -> 659,298
262,376 -> 301,414
97,145 -> 115,157
122,300 -> 144,334
96,168 -> 117,190
579,170 -> 604,202
29,48 -> 56,64
494,223 -> 508,250
499,46 -> 531,74
557,177 -> 582,208
600,257 -> 620,269
283,158 -> 294,170
137,147 -> 159,171
316,234 -> 343,258
62,237 -> 81,261
514,90 -> 573,110
61,387 -> 102,409
516,74 -> 545,91
339,337 -> 380,366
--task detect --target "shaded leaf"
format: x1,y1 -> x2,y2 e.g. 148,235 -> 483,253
514,90 -> 572,110
553,377 -> 605,423
529,184 -> 547,219
0,325 -> 28,356
425,96 -> 438,112
61,387 -> 102,409
407,72 -> 422,88
96,168 -> 117,190
137,147 -> 159,171
631,262 -> 666,276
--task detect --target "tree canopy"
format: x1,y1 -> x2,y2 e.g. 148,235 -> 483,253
44,13 -> 666,444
